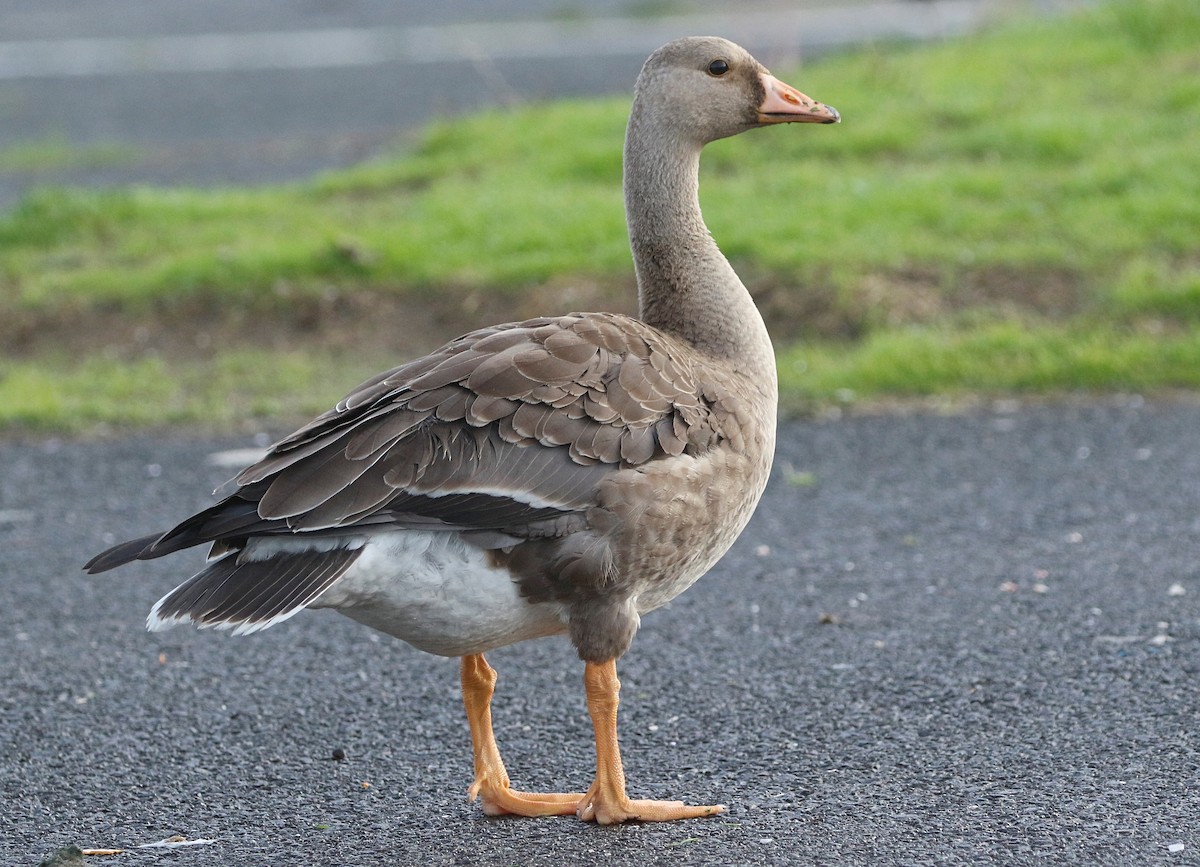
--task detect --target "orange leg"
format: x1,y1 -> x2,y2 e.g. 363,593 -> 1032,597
460,653 -> 584,817
575,659 -> 725,825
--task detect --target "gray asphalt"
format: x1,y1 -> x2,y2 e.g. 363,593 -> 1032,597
2,1 -> 1192,863
0,0 -> 1011,210
3,398 -> 1198,865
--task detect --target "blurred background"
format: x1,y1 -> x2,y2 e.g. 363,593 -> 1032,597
8,7 -> 1200,865
0,0 -> 1039,207
2,0 -> 1197,432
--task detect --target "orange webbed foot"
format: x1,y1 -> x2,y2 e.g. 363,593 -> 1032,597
576,660 -> 726,824
467,775 -> 585,818
460,654 -> 585,818
575,780 -> 724,825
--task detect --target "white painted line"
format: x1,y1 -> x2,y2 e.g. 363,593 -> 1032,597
0,2 -> 988,80
0,509 -> 36,524
206,447 -> 269,468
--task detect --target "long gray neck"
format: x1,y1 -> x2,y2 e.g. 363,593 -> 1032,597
623,104 -> 774,378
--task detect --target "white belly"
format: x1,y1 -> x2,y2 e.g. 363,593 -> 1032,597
311,530 -> 568,657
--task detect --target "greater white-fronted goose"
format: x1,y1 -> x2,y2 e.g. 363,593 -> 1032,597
86,36 -> 838,825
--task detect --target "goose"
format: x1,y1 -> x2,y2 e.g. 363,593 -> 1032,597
86,36 -> 838,825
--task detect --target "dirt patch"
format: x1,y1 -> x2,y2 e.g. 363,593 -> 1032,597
748,263 -> 1088,341
749,274 -> 868,341
856,267 -> 947,329
957,265 -> 1086,316
1,263 -> 1089,363
2,278 -> 637,363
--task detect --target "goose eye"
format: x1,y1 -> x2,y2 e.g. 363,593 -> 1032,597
707,59 -> 730,77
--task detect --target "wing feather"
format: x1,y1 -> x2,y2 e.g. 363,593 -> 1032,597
88,312 -> 753,572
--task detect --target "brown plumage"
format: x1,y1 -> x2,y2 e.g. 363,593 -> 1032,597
85,36 -> 838,824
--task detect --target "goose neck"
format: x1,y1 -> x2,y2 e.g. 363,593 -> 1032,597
623,109 -> 772,371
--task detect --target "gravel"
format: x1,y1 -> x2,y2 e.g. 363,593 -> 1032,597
3,397 -> 1198,865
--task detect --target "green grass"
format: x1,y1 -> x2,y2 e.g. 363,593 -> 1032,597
0,137 -> 135,174
0,351 -> 381,433
1,0 -> 1198,431
780,321 -> 1200,410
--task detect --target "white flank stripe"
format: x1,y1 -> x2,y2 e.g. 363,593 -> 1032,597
0,2 -> 988,80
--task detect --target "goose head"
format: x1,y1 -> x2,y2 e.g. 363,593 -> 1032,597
632,36 -> 839,147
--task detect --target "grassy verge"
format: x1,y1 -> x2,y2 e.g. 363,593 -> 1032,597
0,137 -> 135,174
1,0 -> 1198,432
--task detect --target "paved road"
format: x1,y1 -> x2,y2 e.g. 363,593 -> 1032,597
2,1 -> 1187,863
3,398 -> 1198,864
0,0 -> 1017,210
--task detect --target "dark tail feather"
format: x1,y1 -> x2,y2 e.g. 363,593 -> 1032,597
147,544 -> 363,634
83,533 -> 167,574
84,484 -> 284,574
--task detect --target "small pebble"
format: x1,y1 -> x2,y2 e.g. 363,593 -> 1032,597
1167,583 -> 1186,597
331,748 -> 346,762
1168,842 -> 1185,854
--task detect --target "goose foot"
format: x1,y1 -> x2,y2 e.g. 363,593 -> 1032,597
461,653 -> 584,818
575,783 -> 724,825
578,659 -> 725,824
467,773 -> 584,817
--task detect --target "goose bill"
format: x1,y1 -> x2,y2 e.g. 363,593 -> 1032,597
757,73 -> 840,124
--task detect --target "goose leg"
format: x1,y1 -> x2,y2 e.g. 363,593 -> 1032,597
460,653 -> 584,817
576,659 -> 725,825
